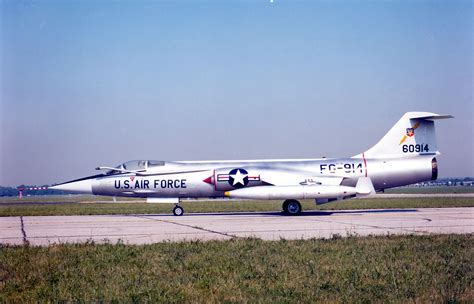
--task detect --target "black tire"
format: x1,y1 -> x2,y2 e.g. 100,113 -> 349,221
282,199 -> 302,216
173,205 -> 184,216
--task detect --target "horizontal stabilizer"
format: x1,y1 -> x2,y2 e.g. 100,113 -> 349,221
409,114 -> 454,120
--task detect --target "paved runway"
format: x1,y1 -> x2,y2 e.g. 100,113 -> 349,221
1,207 -> 472,246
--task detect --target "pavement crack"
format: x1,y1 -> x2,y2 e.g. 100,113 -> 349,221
304,217 -> 421,234
134,215 -> 240,239
20,216 -> 29,245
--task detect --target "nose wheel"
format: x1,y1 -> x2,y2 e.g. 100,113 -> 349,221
173,205 -> 184,216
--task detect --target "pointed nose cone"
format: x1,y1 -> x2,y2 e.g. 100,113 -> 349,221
50,179 -> 93,194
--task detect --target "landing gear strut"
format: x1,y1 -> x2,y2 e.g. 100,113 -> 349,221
173,204 -> 184,216
282,199 -> 302,216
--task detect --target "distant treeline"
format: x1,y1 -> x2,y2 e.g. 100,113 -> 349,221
437,177 -> 474,182
433,177 -> 474,186
0,186 -> 68,197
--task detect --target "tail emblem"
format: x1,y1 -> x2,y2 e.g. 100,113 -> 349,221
399,121 -> 420,145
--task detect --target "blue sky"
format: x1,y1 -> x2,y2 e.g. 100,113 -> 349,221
1,0 -> 472,186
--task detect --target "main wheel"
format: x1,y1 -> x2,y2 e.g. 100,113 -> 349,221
282,199 -> 302,216
173,205 -> 184,216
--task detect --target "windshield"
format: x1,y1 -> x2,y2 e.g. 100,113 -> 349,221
148,160 -> 165,167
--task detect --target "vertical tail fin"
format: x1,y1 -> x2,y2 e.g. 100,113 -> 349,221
354,112 -> 453,159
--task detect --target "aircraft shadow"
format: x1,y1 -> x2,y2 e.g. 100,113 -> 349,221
129,209 -> 419,218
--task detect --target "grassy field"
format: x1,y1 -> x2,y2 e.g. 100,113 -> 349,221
0,194 -> 138,203
0,234 -> 472,302
0,196 -> 473,216
386,186 -> 474,194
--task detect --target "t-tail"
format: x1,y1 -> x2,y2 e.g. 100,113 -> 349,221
354,112 -> 453,159
353,112 -> 453,189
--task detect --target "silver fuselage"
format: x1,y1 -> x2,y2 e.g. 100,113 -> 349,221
86,155 -> 436,198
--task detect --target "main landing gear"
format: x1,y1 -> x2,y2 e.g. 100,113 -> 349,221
172,201 -> 302,216
173,204 -> 184,216
282,199 -> 302,216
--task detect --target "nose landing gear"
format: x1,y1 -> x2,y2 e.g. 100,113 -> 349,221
173,204 -> 184,216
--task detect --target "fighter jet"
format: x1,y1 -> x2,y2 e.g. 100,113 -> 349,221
50,112 -> 452,216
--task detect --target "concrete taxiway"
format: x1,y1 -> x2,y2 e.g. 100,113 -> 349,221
1,207 -> 472,246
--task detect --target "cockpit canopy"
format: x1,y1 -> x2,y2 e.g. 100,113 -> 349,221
107,160 -> 165,175
121,160 -> 165,170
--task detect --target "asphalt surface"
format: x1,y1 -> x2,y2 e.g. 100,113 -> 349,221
1,207 -> 472,246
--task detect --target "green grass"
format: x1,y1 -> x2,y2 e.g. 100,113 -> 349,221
0,195 -> 140,204
0,234 -> 472,302
0,197 -> 473,216
386,186 -> 474,194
